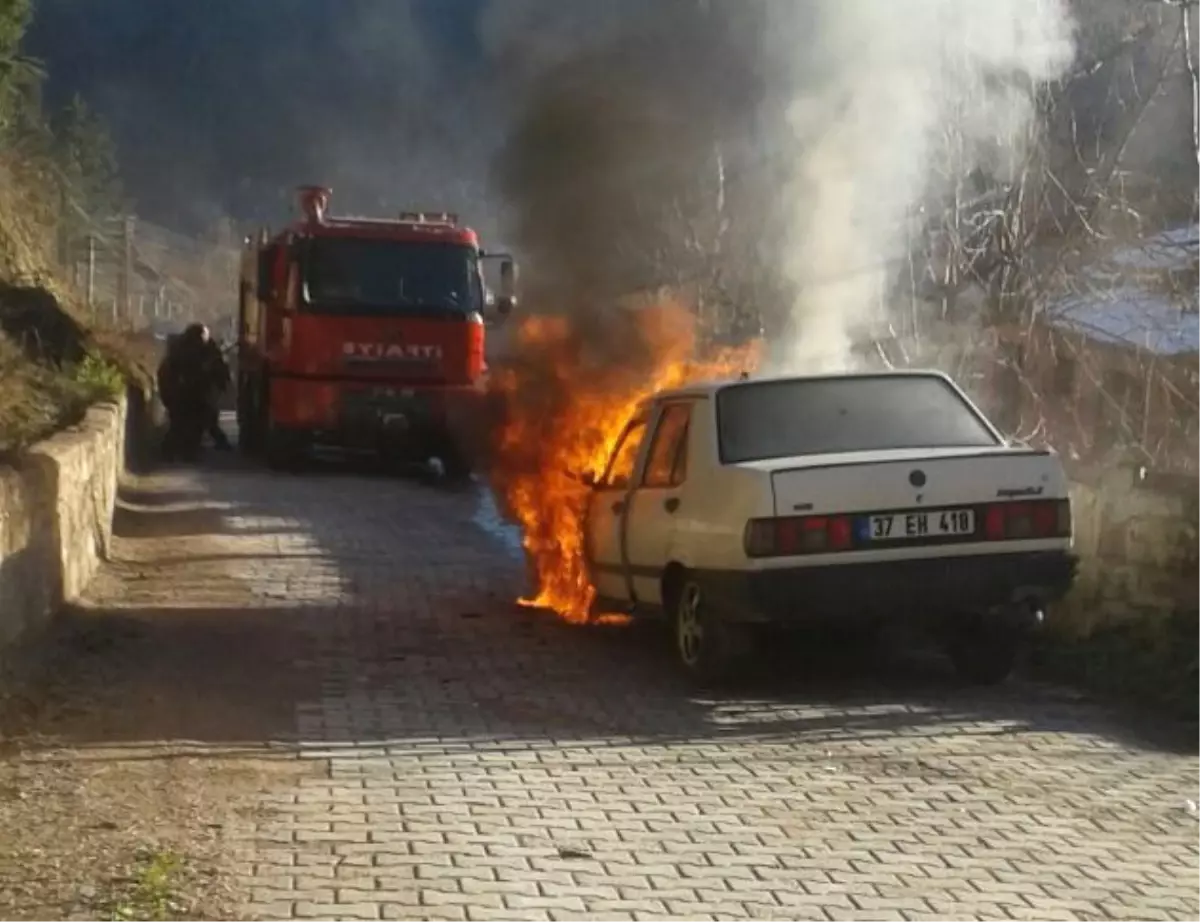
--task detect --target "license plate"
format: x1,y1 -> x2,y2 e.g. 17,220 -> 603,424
865,508 -> 975,541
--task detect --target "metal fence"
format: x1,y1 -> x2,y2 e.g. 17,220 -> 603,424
60,205 -> 240,338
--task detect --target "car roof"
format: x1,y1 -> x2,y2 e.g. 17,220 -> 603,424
652,368 -> 954,402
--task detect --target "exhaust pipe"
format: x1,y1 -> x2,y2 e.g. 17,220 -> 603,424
297,185 -> 332,226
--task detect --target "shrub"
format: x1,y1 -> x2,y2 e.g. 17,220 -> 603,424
72,351 -> 124,401
1031,607 -> 1199,721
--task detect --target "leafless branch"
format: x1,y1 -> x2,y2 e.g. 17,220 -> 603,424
1167,0 -> 1200,167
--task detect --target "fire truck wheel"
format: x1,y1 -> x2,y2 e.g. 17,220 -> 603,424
236,386 -> 261,455
438,436 -> 473,484
265,428 -> 305,471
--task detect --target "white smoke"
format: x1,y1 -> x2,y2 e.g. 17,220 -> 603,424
765,0 -> 1077,372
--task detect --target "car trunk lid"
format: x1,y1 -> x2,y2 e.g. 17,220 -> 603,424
762,445 -> 1066,518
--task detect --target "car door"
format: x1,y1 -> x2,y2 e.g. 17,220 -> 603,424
583,413 -> 650,606
623,401 -> 693,607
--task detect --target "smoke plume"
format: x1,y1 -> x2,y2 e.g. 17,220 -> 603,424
766,0 -> 1076,371
490,0 -> 1076,370
28,0 -> 504,234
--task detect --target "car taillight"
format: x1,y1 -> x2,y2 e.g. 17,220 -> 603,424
984,499 -> 1070,541
744,514 -> 855,558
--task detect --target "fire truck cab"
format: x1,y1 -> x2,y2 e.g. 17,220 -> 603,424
236,186 -> 516,475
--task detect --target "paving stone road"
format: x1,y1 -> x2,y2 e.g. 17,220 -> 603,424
82,445 -> 1198,922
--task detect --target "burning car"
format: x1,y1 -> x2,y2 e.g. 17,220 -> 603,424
568,369 -> 1078,685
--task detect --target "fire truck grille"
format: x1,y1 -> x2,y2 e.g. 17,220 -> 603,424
342,387 -> 434,421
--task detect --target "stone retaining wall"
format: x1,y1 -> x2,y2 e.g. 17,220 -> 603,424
0,397 -> 127,652
0,389 -> 1190,659
1056,464 -> 1198,635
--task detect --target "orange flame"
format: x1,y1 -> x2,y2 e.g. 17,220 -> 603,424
486,297 -> 761,623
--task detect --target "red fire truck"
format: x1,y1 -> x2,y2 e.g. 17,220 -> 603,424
236,186 -> 516,476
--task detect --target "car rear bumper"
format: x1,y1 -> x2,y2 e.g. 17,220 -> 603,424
697,551 -> 1078,628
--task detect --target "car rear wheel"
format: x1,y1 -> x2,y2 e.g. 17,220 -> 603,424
672,576 -> 750,686
947,619 -> 1021,685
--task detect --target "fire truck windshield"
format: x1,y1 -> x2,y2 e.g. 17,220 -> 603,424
300,238 -> 480,315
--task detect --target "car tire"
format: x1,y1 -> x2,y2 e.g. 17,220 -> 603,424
947,620 -> 1020,686
671,575 -> 750,686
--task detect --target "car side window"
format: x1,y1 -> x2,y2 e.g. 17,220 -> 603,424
600,418 -> 648,490
641,403 -> 692,489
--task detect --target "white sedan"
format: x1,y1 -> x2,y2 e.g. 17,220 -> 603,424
579,370 -> 1078,685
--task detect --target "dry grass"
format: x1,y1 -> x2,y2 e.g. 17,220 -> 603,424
0,332 -> 147,456
0,745 -> 278,922
0,336 -> 93,451
0,160 -> 159,458
0,304 -> 159,459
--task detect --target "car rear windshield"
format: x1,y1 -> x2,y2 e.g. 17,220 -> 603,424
716,375 -> 1000,463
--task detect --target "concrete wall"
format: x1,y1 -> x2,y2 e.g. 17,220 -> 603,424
0,397 -> 127,651
1056,464 -> 1198,636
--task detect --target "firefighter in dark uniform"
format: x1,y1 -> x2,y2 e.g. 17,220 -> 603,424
157,323 -> 231,459
201,332 -> 233,450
